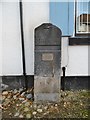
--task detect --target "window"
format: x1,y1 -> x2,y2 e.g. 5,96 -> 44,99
50,0 -> 90,36
50,2 -> 74,36
76,0 -> 90,33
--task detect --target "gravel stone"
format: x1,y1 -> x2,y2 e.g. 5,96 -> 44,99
37,109 -> 43,113
21,92 -> 25,96
13,89 -> 18,94
24,102 -> 30,106
19,88 -> 24,92
3,98 -> 10,106
2,91 -> 8,96
13,95 -> 17,100
55,104 -> 58,107
19,114 -> 23,118
14,112 -> 19,117
26,113 -> 32,118
2,89 -> 89,118
22,100 -> 27,103
26,94 -> 32,99
32,111 -> 37,115
44,106 -> 48,110
19,97 -> 25,101
24,107 -> 29,112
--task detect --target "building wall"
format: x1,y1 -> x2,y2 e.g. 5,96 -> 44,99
1,1 -> 49,75
50,1 -> 88,76
1,1 -> 88,77
61,37 -> 88,76
2,2 -> 23,75
22,2 -> 49,75
0,3 -> 2,76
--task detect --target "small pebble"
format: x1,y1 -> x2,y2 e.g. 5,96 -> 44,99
22,100 -> 27,103
14,112 -> 19,117
26,94 -> 32,99
19,88 -> 23,92
13,95 -> 17,100
32,111 -> 37,115
64,92 -> 68,96
64,102 -> 67,104
9,113 -> 12,116
26,113 -> 32,118
51,105 -> 54,108
33,104 -> 37,109
37,105 -> 42,109
2,96 -> 6,100
3,99 -> 10,106
55,104 -> 58,107
16,104 -> 19,107
30,105 -> 33,108
21,92 -> 25,96
44,106 -> 48,110
37,109 -> 42,113
19,97 -> 25,101
80,103 -> 83,106
43,111 -> 49,115
24,107 -> 29,112
19,114 -> 23,118
13,89 -> 18,94
20,104 -> 22,106
7,95 -> 11,99
8,104 -> 10,107
2,91 -> 8,96
64,102 -> 67,107
67,102 -> 70,105
24,102 -> 30,106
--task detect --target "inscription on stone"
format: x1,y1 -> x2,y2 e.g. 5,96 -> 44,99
42,53 -> 53,61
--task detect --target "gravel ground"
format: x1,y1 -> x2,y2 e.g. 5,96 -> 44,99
0,88 -> 89,119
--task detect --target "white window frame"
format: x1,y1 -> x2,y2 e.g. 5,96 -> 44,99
76,0 -> 90,34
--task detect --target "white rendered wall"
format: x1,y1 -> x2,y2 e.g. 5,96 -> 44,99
0,2 -> 2,76
1,1 -> 88,76
1,1 -> 49,75
22,2 -> 49,75
67,46 -> 88,76
2,2 -> 23,75
61,37 -> 68,68
61,37 -> 88,76
89,46 -> 90,75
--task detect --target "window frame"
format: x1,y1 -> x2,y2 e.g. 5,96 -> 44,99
75,0 -> 90,36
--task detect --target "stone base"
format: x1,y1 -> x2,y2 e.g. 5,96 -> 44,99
34,93 -> 60,102
34,76 -> 61,102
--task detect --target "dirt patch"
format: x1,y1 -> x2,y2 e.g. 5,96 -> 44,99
0,89 -> 89,119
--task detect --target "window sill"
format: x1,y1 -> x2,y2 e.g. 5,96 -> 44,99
76,33 -> 90,37
69,37 -> 90,45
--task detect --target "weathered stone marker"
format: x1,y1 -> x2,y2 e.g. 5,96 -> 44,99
34,23 -> 62,102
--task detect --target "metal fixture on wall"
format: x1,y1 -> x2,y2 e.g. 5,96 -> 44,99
19,0 -> 28,90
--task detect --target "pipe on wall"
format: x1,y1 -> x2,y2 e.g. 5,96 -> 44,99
61,67 -> 66,91
19,0 -> 28,90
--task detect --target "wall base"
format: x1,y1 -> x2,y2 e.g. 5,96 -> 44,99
1,75 -> 34,90
62,76 -> 89,90
0,75 -> 89,90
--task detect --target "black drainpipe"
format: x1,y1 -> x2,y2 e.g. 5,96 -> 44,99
61,67 -> 66,91
19,1 -> 28,90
